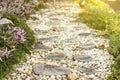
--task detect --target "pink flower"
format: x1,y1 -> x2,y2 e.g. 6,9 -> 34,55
4,47 -> 11,58
0,50 -> 5,61
0,47 -> 11,61
14,28 -> 26,43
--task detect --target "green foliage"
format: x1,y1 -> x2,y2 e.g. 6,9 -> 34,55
0,0 -> 35,19
79,0 -> 115,30
107,56 -> 120,80
78,0 -> 120,79
79,12 -> 107,30
4,14 -> 35,51
108,34 -> 120,58
0,14 -> 35,79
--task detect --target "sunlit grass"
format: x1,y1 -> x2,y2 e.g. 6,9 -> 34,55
78,0 -> 120,79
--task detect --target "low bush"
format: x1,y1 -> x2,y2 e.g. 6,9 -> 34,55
78,0 -> 120,79
0,14 -> 35,79
0,0 -> 35,19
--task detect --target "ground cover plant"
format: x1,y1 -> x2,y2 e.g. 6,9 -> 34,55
0,0 -> 37,79
0,0 -> 35,19
0,14 -> 35,79
78,0 -> 120,79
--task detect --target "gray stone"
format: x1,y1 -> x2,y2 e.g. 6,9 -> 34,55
79,67 -> 95,75
34,29 -> 48,35
64,38 -> 78,43
78,33 -> 91,36
79,44 -> 96,50
45,21 -> 60,26
50,17 -> 59,21
74,54 -> 92,62
0,18 -> 13,26
39,36 -> 59,41
47,52 -> 66,60
52,27 -> 67,31
47,13 -> 58,18
30,16 -> 39,20
34,44 -> 52,51
32,63 -> 71,75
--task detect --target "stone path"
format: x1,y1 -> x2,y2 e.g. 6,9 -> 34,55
5,1 -> 113,80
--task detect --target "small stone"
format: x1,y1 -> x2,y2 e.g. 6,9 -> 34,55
79,44 -> 96,50
74,54 -> 92,62
26,71 -> 31,76
47,52 -> 66,60
32,63 -> 71,75
67,73 -> 76,80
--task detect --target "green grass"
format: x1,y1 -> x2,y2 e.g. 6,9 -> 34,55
78,0 -> 120,79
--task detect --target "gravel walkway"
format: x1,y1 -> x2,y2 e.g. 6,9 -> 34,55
5,1 -> 113,80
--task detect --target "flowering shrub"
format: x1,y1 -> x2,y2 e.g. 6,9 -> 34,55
0,14 -> 35,79
0,24 -> 27,61
0,0 -> 34,18
0,47 -> 11,61
14,27 -> 26,43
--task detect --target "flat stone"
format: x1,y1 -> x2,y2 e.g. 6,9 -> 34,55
34,44 -> 52,51
47,13 -> 57,17
79,44 -> 96,50
52,27 -> 67,31
64,38 -> 78,43
32,63 -> 71,75
79,67 -> 95,75
45,21 -> 60,26
0,18 -> 13,26
78,33 -> 91,36
47,52 -> 66,60
39,36 -> 59,41
34,29 -> 48,35
50,17 -> 59,21
74,54 -> 92,62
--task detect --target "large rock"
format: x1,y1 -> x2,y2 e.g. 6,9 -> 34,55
0,18 -> 13,27
32,63 -> 72,75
